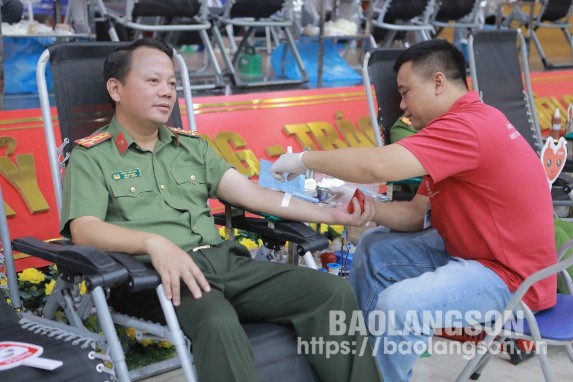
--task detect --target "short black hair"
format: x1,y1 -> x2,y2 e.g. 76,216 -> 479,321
103,38 -> 173,85
103,38 -> 174,108
393,39 -> 468,90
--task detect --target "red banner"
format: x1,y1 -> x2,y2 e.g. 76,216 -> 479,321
2,72 -> 573,270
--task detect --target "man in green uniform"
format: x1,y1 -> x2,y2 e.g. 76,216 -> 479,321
390,115 -> 416,144
60,38 -> 382,382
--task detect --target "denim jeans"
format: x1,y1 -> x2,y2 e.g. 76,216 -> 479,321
349,227 -> 511,382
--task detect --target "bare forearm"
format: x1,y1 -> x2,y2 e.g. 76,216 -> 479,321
235,187 -> 340,224
301,146 -> 426,184
70,216 -> 162,255
218,169 -> 375,227
371,199 -> 426,232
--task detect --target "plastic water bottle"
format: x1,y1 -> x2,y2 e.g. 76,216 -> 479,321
550,108 -> 562,140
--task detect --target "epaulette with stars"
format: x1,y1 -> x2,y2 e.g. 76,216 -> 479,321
400,117 -> 412,126
169,127 -> 199,138
74,132 -> 112,148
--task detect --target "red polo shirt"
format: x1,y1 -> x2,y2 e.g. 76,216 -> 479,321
398,91 -> 556,311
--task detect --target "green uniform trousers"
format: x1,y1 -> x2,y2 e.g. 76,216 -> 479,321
111,241 -> 382,382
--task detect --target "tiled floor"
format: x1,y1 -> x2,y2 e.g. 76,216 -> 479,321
139,337 -> 573,382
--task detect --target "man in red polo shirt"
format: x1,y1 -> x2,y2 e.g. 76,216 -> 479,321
270,39 -> 555,382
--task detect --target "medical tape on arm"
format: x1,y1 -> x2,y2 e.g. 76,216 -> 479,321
281,193 -> 292,207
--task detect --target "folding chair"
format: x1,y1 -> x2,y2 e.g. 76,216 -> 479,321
210,0 -> 309,87
525,0 -> 573,70
468,29 -> 542,153
100,0 -> 226,90
468,29 -> 573,212
430,0 -> 482,38
455,238 -> 573,381
362,47 -> 422,201
370,0 -> 437,47
13,40 -> 325,381
0,186 -> 112,382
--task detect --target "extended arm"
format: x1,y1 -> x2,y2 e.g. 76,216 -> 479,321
215,169 -> 376,227
271,144 -> 427,184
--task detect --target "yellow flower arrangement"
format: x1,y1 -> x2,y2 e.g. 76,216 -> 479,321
2,264 -> 174,370
158,340 -> 173,349
80,280 -> 87,295
238,238 -> 263,251
139,339 -> 154,347
309,223 -> 345,241
18,268 -> 46,284
44,279 -> 56,295
218,226 -> 239,240
126,327 -> 137,339
330,225 -> 345,236
10,266 -> 56,312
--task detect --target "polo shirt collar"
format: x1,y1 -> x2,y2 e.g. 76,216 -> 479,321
447,91 -> 480,113
107,116 -> 180,155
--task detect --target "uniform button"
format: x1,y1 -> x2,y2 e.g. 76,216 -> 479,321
130,187 -> 136,193
160,184 -> 166,190
190,175 -> 196,181
192,226 -> 197,232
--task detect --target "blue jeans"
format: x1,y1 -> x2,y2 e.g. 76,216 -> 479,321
349,228 -> 511,382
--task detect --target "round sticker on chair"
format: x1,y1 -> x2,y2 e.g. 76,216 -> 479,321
0,342 -> 43,371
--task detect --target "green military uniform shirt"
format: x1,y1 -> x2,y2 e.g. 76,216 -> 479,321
390,115 -> 417,143
60,116 -> 232,252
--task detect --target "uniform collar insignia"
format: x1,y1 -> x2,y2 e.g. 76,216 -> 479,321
115,131 -> 128,154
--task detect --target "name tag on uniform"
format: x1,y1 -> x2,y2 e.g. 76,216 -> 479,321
111,168 -> 141,181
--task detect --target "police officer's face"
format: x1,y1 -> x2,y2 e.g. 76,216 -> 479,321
117,47 -> 177,127
396,61 -> 441,130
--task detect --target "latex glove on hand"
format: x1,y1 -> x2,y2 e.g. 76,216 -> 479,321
270,152 -> 307,181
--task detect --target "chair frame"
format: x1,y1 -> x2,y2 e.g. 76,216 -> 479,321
526,0 -> 573,70
430,0 -> 482,36
0,183 -> 128,380
0,207 -> 116,381
455,238 -> 573,381
210,0 -> 309,87
100,0 -> 225,90
371,0 -> 437,47
468,28 -> 542,154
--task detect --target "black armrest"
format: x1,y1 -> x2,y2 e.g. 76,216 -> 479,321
213,207 -> 329,255
107,252 -> 161,292
12,237 -> 128,290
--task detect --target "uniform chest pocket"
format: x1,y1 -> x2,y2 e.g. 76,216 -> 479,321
109,180 -> 156,220
171,167 -> 209,204
110,180 -> 155,198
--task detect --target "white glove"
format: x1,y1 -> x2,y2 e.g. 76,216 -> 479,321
270,152 -> 308,181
